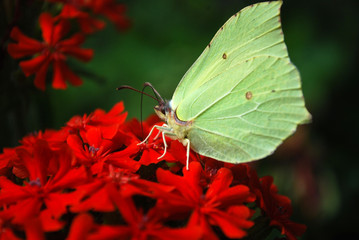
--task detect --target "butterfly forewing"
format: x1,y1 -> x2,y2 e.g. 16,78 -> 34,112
172,1 -> 288,119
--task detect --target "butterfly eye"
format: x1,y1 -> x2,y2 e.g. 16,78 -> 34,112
154,105 -> 167,122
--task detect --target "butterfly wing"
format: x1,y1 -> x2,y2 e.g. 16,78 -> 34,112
169,1 -> 310,163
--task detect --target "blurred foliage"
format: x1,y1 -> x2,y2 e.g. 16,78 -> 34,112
1,0 -> 359,239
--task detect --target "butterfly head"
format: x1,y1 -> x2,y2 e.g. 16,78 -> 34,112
154,100 -> 172,122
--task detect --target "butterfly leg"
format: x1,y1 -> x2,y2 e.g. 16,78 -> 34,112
137,125 -> 158,145
157,131 -> 168,159
183,138 -> 190,171
153,124 -> 168,140
138,124 -> 170,145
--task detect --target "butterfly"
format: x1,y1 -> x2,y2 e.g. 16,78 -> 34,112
122,1 -> 311,170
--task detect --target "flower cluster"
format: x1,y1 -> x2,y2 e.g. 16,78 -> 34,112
7,0 -> 130,90
0,102 -> 306,240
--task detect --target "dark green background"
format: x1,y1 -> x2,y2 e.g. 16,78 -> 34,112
1,0 -> 358,239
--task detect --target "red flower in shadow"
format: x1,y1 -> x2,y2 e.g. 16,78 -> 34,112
155,162 -> 255,240
48,0 -> 130,33
88,0 -> 130,31
7,13 -> 93,90
57,3 -> 106,34
257,176 -> 307,240
91,185 -> 202,240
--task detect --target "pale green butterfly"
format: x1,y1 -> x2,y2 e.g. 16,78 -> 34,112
133,1 -> 310,170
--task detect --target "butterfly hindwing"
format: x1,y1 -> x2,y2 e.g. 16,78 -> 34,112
186,56 -> 309,163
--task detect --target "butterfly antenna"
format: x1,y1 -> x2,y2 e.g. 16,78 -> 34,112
141,82 -> 166,138
117,84 -> 162,139
116,85 -> 159,102
142,82 -> 165,105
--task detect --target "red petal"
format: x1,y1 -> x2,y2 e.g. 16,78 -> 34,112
11,198 -> 43,224
205,167 -> 233,200
86,225 -> 132,240
40,209 -> 65,231
24,218 -> 45,240
66,213 -> 94,240
60,33 -> 85,46
206,208 -> 252,239
53,60 -> 83,88
47,166 -> 88,192
0,148 -> 16,172
19,55 -> 48,76
52,60 -> 67,89
157,165 -> 200,204
277,220 -> 307,239
49,145 -> 72,182
78,16 -> 105,34
59,4 -> 85,18
53,19 -> 70,44
182,162 -> 203,198
151,225 -> 203,240
39,13 -> 54,44
85,127 -> 102,148
139,148 -> 163,166
9,27 -> 41,46
96,3 -> 130,30
61,46 -> 94,62
71,185 -> 114,212
106,151 -> 141,172
0,176 -> 29,203
33,59 -> 51,91
0,228 -> 22,240
44,193 -> 72,218
65,66 -> 83,87
7,42 -> 43,59
67,134 -> 89,162
215,185 -> 255,206
106,183 -> 139,225
188,210 -> 218,240
109,102 -> 125,116
15,140 -> 51,185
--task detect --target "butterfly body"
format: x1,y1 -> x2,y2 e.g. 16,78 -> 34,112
154,100 -> 193,141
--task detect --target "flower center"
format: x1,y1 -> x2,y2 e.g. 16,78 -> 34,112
89,146 -> 100,156
29,178 -> 41,187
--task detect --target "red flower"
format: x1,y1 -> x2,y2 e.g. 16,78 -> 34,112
7,13 -> 93,90
258,176 -> 307,240
23,217 -> 45,240
0,140 -> 88,231
0,129 -> 70,179
87,0 -> 130,30
67,126 -> 140,174
58,4 -> 106,34
0,215 -> 22,240
70,171 -> 173,213
97,185 -> 202,240
65,102 -> 127,139
0,148 -> 17,176
155,162 -> 255,239
48,0 -> 130,32
66,213 -> 95,240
